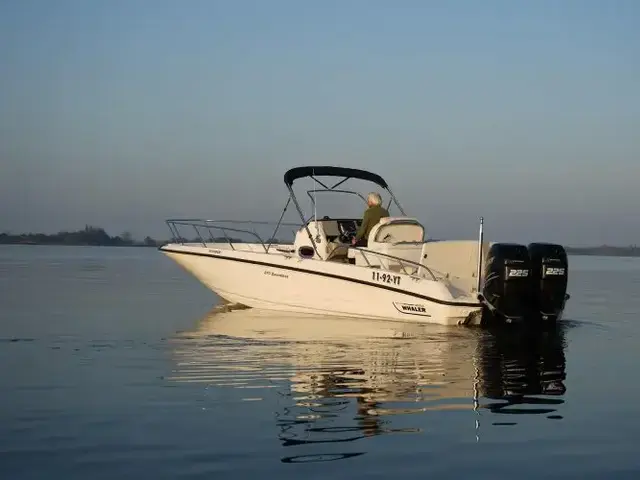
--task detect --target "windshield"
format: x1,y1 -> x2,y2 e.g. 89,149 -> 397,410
290,176 -> 400,222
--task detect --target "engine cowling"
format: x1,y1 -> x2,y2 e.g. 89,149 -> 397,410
481,243 -> 533,322
528,243 -> 569,321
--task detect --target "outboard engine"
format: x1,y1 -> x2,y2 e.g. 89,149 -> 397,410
480,243 -> 532,324
528,243 -> 569,322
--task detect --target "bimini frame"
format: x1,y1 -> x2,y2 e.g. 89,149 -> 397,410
281,166 -> 407,258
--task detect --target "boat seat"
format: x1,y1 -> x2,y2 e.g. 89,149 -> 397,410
370,217 -> 425,245
351,217 -> 426,268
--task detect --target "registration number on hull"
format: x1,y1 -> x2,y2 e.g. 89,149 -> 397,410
372,271 -> 401,285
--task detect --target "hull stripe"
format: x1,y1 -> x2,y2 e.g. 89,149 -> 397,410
160,247 -> 482,308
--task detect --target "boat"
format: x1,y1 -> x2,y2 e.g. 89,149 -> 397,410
159,166 -> 570,326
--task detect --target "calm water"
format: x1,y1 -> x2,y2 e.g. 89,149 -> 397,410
1,245 -> 639,479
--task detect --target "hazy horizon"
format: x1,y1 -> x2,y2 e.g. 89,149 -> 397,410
1,1 -> 639,246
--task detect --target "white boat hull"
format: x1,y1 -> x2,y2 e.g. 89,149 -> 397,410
160,243 -> 484,326
161,166 -> 570,327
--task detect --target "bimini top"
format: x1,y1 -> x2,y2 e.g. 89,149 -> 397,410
283,166 -> 389,189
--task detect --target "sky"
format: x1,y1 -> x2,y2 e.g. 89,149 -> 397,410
1,0 -> 638,246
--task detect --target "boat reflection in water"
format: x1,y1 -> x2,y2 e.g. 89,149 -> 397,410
168,304 -> 568,463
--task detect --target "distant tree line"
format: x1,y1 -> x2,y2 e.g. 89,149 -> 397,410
564,245 -> 640,257
0,225 -> 287,247
0,225 -> 160,247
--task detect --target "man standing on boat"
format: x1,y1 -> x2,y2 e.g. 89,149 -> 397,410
352,192 -> 389,246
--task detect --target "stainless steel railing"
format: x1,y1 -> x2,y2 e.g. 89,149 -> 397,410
165,219 -> 444,282
165,219 -> 302,253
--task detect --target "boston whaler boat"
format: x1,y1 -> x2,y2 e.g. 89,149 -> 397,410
159,166 -> 570,326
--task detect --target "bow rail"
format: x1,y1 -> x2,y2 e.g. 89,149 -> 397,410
165,219 -> 302,253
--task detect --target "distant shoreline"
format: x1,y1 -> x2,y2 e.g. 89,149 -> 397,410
1,228 -> 638,257
0,226 -> 160,248
1,242 -> 158,248
564,247 -> 640,258
4,244 -> 639,257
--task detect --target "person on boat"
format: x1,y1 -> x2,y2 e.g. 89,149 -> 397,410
351,192 -> 389,246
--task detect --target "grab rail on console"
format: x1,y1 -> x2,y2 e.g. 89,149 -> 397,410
349,247 -> 443,282
165,219 -> 302,253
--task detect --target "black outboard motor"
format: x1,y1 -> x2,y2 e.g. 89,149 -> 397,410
528,243 -> 569,322
480,243 -> 533,324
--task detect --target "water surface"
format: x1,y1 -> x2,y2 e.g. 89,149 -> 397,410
1,245 -> 639,478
